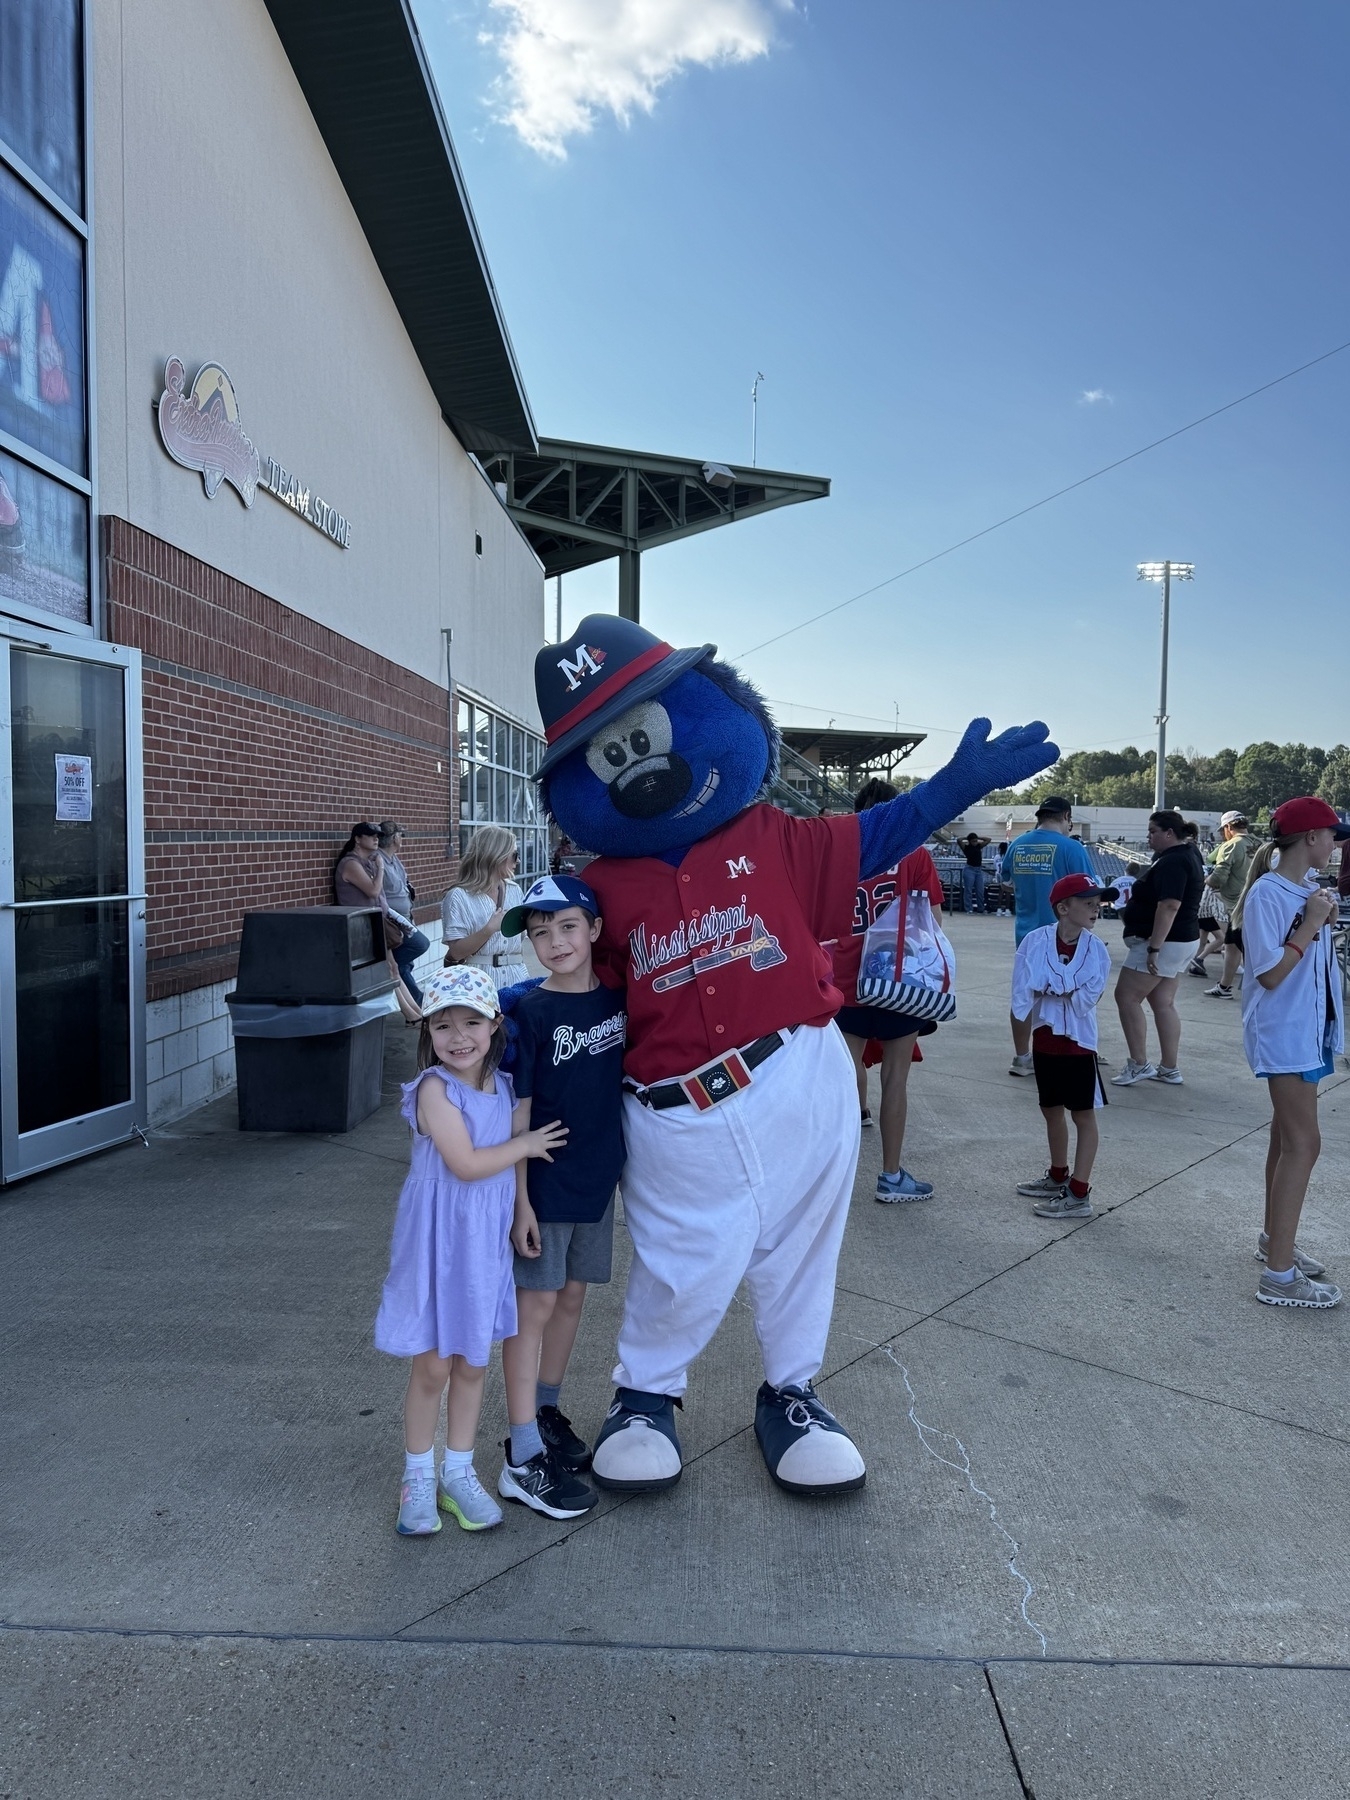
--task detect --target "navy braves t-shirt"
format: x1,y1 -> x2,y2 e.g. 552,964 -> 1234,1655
511,984 -> 627,1223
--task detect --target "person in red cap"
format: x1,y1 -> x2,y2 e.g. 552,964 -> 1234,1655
1009,873 -> 1115,1217
1238,797 -> 1347,1308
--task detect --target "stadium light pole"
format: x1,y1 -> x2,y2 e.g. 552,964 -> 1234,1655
1137,561 -> 1194,811
750,371 -> 766,466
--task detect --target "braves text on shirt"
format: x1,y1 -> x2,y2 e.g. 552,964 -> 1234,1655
550,1012 -> 627,1066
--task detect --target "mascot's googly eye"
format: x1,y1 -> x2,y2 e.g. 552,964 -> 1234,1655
583,699 -> 693,820
585,701 -> 675,785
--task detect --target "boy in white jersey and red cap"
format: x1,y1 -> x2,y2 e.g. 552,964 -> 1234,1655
1011,873 -> 1116,1219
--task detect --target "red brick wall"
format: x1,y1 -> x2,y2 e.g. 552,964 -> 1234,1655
103,517 -> 457,1000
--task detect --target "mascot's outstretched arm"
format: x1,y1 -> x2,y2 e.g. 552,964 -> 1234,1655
858,717 -> 1057,878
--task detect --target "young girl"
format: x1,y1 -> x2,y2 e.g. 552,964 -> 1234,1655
374,966 -> 568,1534
1239,797 -> 1346,1309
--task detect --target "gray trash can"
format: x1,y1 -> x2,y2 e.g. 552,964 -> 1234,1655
226,907 -> 397,1132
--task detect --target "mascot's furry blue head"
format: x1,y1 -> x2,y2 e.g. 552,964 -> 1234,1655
536,615 -> 779,859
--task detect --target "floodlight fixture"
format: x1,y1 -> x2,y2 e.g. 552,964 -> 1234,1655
1135,560 -> 1195,810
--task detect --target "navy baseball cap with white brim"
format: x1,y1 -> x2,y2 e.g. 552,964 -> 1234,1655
501,873 -> 602,937
534,614 -> 714,780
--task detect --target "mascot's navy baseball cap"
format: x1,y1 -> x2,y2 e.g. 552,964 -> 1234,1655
501,873 -> 601,937
535,615 -> 714,780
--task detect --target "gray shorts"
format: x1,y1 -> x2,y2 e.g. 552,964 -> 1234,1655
514,1195 -> 615,1291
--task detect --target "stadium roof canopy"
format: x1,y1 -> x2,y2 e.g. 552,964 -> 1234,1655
485,441 -> 831,621
264,0 -> 537,457
780,727 -> 926,793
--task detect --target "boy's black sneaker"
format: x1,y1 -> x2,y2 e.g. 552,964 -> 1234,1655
538,1404 -> 591,1472
497,1441 -> 598,1519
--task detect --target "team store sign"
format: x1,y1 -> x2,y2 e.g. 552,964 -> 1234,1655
156,357 -> 352,549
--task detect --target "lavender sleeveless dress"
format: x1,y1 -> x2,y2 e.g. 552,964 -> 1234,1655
374,1064 -> 517,1364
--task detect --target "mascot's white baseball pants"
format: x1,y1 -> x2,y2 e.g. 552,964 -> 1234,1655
614,1021 -> 862,1397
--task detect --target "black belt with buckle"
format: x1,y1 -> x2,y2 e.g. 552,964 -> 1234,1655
626,1027 -> 798,1111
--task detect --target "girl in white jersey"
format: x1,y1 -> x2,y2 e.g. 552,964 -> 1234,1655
1239,797 -> 1348,1309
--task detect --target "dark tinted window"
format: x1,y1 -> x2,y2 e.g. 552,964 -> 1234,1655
0,0 -> 83,213
9,648 -> 127,903
0,447 -> 88,624
0,161 -> 86,474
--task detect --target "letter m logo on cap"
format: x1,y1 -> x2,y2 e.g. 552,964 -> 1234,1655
556,645 -> 606,692
534,614 -> 715,780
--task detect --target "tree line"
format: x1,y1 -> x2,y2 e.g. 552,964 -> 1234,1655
983,742 -> 1350,817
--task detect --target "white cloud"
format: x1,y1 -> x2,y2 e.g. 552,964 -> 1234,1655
1078,388 -> 1113,405
483,0 -> 786,159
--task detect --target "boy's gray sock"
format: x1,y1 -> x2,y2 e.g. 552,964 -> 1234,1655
510,1420 -> 545,1465
536,1381 -> 562,1412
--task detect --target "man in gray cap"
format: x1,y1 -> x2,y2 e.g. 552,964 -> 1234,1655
1203,810 -> 1255,999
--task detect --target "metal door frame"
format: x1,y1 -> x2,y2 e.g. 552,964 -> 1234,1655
0,622 -> 145,1182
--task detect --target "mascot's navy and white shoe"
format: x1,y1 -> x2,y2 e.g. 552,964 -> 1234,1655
755,1382 -> 866,1496
591,1388 -> 684,1492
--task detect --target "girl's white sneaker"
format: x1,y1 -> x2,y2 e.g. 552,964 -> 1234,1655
1257,1269 -> 1342,1309
395,1472 -> 441,1536
438,1465 -> 503,1531
1255,1233 -> 1326,1278
1110,1059 -> 1157,1086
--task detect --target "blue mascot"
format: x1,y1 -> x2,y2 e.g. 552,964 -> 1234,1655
534,616 -> 1056,1497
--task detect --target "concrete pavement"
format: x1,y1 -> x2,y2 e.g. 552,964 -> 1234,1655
3,914 -> 1350,1796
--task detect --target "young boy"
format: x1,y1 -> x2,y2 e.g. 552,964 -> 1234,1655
497,875 -> 626,1518
1010,873 -> 1116,1219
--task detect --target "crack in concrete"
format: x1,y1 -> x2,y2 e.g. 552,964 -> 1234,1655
5,1616 -> 1350,1676
984,1666 -> 1038,1798
847,1329 -> 1048,1658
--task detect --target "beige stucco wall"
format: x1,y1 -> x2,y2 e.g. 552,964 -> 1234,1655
91,0 -> 542,727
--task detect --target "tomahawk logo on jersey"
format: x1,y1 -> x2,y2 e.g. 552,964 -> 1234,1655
628,895 -> 787,992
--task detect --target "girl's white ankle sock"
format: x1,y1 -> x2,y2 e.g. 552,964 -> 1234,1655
441,1447 -> 474,1478
404,1447 -> 435,1479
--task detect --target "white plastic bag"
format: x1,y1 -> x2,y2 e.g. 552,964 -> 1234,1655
855,890 -> 957,1022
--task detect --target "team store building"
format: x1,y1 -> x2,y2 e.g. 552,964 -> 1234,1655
0,1 -> 552,1182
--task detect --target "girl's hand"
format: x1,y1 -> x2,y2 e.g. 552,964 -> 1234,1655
523,1120 -> 568,1161
511,1202 -> 542,1258
1304,889 -> 1338,934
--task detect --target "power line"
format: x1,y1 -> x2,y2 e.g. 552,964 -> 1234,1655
735,336 -> 1350,660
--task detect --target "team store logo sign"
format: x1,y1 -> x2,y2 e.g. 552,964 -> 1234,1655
156,356 -> 352,549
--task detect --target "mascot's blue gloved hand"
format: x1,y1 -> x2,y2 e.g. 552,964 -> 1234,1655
859,718 -> 1058,878
494,976 -> 545,1073
496,977 -> 544,1014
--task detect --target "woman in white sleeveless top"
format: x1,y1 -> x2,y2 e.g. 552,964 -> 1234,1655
441,826 -> 530,990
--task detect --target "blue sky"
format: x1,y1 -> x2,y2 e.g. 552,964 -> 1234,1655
413,1 -> 1350,775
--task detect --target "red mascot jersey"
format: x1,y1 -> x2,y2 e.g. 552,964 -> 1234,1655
585,804 -> 861,1088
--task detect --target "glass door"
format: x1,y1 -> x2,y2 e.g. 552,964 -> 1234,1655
0,626 -> 144,1182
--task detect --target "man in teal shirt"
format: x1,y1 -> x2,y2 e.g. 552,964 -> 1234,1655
1001,796 -> 1094,1074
